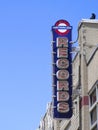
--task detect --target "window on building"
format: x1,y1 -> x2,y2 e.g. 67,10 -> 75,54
92,125 -> 97,130
89,83 -> 98,130
90,89 -> 96,106
90,106 -> 97,125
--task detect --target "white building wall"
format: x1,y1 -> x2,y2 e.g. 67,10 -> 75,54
88,50 -> 98,91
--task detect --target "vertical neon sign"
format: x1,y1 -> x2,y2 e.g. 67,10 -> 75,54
52,19 -> 73,119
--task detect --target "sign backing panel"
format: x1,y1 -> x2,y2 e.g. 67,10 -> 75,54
52,19 -> 73,119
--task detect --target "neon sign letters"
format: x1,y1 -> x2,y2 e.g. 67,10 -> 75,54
52,19 -> 73,119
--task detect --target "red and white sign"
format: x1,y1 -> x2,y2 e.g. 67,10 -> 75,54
56,37 -> 68,47
55,20 -> 70,35
57,91 -> 69,101
57,81 -> 69,91
57,102 -> 69,113
56,70 -> 69,80
57,48 -> 68,58
56,59 -> 69,69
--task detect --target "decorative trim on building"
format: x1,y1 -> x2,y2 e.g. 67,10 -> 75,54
81,96 -> 89,107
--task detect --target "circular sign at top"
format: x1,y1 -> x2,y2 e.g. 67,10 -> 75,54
54,20 -> 70,35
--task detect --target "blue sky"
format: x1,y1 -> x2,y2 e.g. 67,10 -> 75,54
0,0 -> 97,130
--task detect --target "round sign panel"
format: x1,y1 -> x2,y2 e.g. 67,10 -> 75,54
55,20 -> 70,35
56,59 -> 69,69
56,70 -> 69,80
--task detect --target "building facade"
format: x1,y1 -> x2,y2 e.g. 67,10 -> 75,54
37,19 -> 98,130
